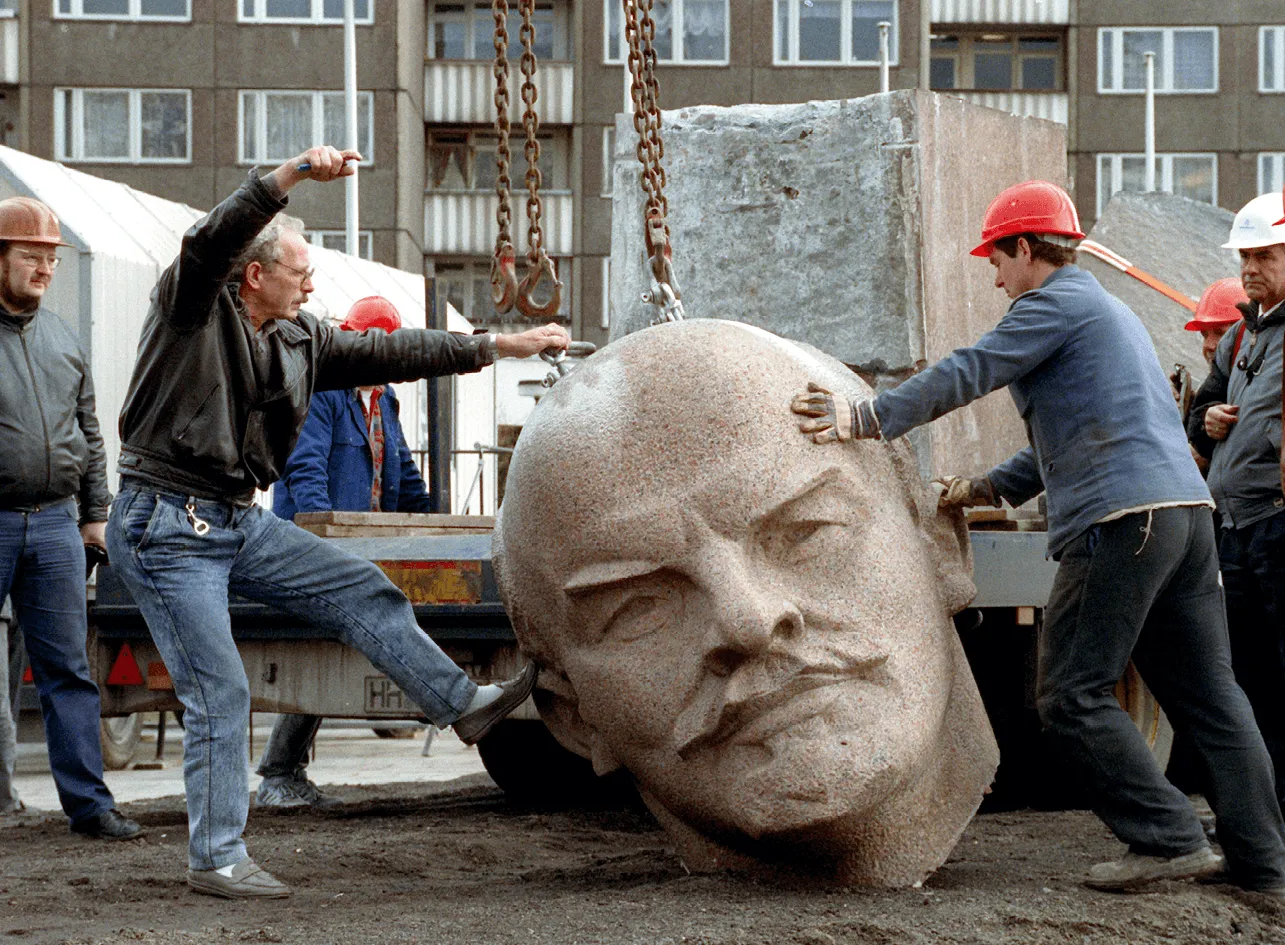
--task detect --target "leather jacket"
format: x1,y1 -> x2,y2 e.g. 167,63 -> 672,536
0,308 -> 111,523
117,171 -> 490,503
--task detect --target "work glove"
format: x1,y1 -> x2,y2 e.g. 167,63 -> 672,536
791,383 -> 882,444
933,475 -> 1001,510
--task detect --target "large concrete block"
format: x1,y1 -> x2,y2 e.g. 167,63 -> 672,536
610,90 -> 1067,480
1081,193 -> 1238,386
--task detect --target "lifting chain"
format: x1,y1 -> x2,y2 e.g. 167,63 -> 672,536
514,0 -> 563,320
489,0 -> 518,313
623,0 -> 683,324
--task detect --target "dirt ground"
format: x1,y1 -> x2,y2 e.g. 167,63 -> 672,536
3,776 -> 1284,945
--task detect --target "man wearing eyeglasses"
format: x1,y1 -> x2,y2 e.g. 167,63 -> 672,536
1188,191 -> 1285,816
0,197 -> 143,841
106,145 -> 568,899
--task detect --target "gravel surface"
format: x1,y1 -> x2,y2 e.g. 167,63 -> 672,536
3,776 -> 1284,945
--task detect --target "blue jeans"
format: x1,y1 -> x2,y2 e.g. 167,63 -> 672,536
0,500 -> 115,825
106,487 -> 477,870
1039,506 -> 1285,890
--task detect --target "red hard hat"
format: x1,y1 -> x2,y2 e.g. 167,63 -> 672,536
1184,277 -> 1248,331
0,197 -> 71,246
970,180 -> 1086,258
341,296 -> 401,333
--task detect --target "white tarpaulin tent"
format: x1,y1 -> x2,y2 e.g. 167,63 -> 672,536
0,145 -> 493,505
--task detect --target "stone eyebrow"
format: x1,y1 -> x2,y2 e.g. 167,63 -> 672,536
754,466 -> 849,525
563,560 -> 667,595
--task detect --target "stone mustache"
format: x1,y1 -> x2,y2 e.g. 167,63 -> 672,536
494,319 -> 999,885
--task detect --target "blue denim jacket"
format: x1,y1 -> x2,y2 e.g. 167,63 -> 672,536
272,387 -> 432,520
872,265 -> 1210,556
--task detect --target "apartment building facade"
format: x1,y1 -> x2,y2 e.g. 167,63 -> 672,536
0,0 -> 1280,351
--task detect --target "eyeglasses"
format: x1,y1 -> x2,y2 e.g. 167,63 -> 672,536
274,260 -> 316,284
12,250 -> 60,270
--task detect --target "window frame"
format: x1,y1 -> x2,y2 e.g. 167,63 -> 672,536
238,0 -> 373,25
310,229 -> 374,260
1260,154 -> 1285,197
238,89 -> 375,166
54,87 -> 192,165
1261,26 -> 1285,93
1097,26 -> 1219,95
54,0 -> 191,21
772,0 -> 899,68
434,256 -> 572,324
600,126 -> 615,198
602,0 -> 730,67
929,32 -> 1063,92
1095,152 -> 1218,218
600,256 -> 611,331
429,1 -> 568,61
426,128 -> 569,193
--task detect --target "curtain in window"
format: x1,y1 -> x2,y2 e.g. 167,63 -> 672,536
1172,31 -> 1214,91
266,93 -> 312,161
139,92 -> 187,159
82,91 -> 129,159
851,1 -> 894,63
265,0 -> 309,16
1121,30 -> 1162,90
799,1 -> 841,62
682,0 -> 724,61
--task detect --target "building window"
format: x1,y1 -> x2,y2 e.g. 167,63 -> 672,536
604,0 -> 728,65
435,257 -> 571,324
1096,153 -> 1217,218
239,0 -> 371,24
310,230 -> 373,260
1098,27 -> 1217,94
930,33 -> 1062,91
1261,154 -> 1285,197
429,1 -> 567,60
600,126 -> 615,198
239,90 -> 374,165
1262,27 -> 1285,93
427,130 -> 568,192
54,88 -> 190,164
773,0 -> 896,66
600,257 -> 611,330
55,0 -> 189,19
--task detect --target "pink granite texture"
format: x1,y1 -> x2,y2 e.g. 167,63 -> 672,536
494,319 -> 999,886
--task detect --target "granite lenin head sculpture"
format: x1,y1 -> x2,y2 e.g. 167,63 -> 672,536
493,320 -> 998,886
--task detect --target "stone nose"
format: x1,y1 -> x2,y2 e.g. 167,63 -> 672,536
698,543 -> 805,678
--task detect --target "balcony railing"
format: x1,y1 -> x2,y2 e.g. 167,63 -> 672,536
931,0 -> 1070,25
425,60 -> 574,125
947,90 -> 1068,126
425,191 -> 573,256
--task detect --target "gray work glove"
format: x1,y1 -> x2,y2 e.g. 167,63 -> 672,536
934,475 -> 1001,510
791,383 -> 881,444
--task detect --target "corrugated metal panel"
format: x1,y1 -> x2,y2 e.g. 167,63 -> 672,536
931,0 -> 1069,25
424,191 -> 574,256
948,91 -> 1068,125
424,61 -> 574,125
0,17 -> 18,85
0,145 -> 470,477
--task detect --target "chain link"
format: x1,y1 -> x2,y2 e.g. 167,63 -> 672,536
489,0 -> 517,313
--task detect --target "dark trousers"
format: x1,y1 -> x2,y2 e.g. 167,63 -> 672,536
1038,506 -> 1285,890
0,500 -> 114,825
1219,511 -> 1285,810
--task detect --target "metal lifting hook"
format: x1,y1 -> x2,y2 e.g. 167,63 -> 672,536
539,341 -> 597,387
515,253 -> 563,320
490,241 -> 519,313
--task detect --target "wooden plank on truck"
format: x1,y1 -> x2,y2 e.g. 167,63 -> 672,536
292,512 -> 495,537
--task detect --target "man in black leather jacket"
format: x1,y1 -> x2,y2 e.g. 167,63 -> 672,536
0,196 -> 142,841
106,145 -> 568,900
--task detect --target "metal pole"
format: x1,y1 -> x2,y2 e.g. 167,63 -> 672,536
918,0 -> 930,90
344,0 -> 359,255
878,22 -> 891,93
1143,51 -> 1155,193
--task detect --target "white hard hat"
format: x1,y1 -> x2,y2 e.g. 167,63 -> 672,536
1223,193 -> 1285,250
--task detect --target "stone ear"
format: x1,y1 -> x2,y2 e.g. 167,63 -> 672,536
532,670 -> 624,776
921,505 -> 976,616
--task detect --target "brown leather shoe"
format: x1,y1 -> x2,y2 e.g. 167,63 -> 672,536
187,859 -> 291,899
452,662 -> 538,745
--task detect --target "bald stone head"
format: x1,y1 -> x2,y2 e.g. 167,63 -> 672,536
494,319 -> 998,886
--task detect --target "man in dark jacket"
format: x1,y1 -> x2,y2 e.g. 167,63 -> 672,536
0,196 -> 142,841
794,180 -> 1285,898
257,297 -> 431,808
105,146 -> 568,900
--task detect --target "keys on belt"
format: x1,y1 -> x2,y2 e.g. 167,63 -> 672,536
185,498 -> 211,536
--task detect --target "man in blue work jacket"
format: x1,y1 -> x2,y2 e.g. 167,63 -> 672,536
793,180 -> 1285,897
258,297 -> 431,807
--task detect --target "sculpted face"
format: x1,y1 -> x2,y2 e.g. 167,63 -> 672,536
495,320 -> 997,885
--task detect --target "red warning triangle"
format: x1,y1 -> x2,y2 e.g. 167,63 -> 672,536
21,666 -> 32,684
106,643 -> 145,687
